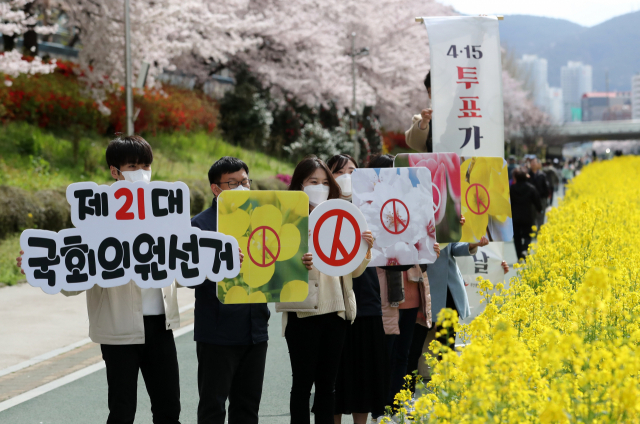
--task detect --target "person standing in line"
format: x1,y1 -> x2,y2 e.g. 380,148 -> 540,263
528,158 -> 550,230
325,154 -> 387,424
364,154 -> 439,414
190,156 -> 271,424
276,155 -> 374,424
542,161 -> 560,206
509,167 -> 543,261
405,72 -> 433,153
18,136 -> 182,424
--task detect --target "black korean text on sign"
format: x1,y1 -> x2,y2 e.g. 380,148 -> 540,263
61,235 -> 96,283
132,233 -> 167,281
170,234 -> 199,279
97,237 -> 130,280
152,188 -> 183,217
74,190 -> 109,220
27,237 -> 60,287
199,238 -> 235,274
472,251 -> 489,274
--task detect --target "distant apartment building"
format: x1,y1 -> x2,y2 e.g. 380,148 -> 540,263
581,92 -> 632,121
633,74 -> 640,120
561,61 -> 593,122
547,87 -> 564,124
517,54 -> 549,111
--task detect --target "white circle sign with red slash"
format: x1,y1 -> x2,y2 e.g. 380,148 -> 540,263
309,200 -> 369,277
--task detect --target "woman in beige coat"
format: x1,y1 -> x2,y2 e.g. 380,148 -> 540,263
276,155 -> 374,424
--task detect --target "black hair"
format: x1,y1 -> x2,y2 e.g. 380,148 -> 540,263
367,153 -> 395,169
513,167 -> 528,183
424,71 -> 431,91
326,154 -> 358,173
208,156 -> 249,186
105,135 -> 153,169
289,155 -> 341,200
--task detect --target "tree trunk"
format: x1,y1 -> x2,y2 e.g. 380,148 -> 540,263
23,30 -> 38,56
3,34 -> 15,51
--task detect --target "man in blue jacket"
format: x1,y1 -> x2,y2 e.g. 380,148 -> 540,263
191,156 -> 270,424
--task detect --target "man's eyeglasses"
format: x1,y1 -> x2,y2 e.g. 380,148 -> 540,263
218,179 -> 252,189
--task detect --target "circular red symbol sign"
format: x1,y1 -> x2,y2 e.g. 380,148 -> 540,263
313,210 -> 361,267
432,184 -> 441,213
465,183 -> 490,215
248,226 -> 281,267
380,199 -> 410,235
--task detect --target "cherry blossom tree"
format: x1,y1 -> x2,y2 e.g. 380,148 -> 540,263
0,0 -> 57,77
236,0 -> 456,130
63,0 -> 263,92
58,0 -> 536,134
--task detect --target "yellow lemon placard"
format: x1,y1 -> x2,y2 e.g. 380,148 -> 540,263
217,191 -> 309,303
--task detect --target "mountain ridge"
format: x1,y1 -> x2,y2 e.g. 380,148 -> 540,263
498,11 -> 640,91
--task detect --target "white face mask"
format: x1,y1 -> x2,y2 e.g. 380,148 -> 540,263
120,168 -> 152,183
335,174 -> 352,199
231,185 -> 250,191
303,184 -> 330,207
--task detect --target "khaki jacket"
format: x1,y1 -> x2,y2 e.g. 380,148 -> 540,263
405,114 -> 431,153
64,281 -> 180,345
378,265 -> 432,335
276,257 -> 370,336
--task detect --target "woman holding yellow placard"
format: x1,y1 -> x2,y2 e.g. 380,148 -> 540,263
276,155 -> 374,424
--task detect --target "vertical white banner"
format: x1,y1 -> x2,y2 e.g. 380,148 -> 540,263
422,16 -> 505,158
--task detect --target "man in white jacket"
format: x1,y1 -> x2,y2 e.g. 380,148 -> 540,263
18,136 -> 182,424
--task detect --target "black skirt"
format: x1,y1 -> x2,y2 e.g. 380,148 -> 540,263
334,315 -> 388,416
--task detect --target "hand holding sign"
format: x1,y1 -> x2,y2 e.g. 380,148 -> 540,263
309,200 -> 369,277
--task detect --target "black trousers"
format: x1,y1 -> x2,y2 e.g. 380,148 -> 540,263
100,315 -> 181,424
285,312 -> 348,424
407,289 -> 458,390
513,223 -> 533,261
196,341 -> 268,424
385,307 -> 419,405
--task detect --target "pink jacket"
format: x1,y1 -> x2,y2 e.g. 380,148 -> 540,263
377,265 -> 432,335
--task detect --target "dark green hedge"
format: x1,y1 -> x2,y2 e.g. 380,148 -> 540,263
0,177 -> 288,238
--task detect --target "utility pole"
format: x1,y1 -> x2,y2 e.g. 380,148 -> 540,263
605,68 -> 610,121
124,0 -> 134,135
350,33 -> 368,163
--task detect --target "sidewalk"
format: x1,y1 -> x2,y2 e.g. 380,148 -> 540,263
0,283 -> 195,403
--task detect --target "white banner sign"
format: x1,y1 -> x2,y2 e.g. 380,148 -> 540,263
422,16 -> 504,158
20,181 -> 240,294
456,242 -> 507,324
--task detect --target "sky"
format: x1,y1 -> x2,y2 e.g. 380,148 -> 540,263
439,0 -> 640,27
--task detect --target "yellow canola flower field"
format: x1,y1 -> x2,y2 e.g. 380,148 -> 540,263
399,157 -> 640,423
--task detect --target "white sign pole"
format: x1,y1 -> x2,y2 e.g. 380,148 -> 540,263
421,16 -> 505,158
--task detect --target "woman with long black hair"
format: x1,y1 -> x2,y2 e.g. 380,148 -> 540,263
276,155 -> 374,424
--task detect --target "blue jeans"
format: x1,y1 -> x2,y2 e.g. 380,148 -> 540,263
385,307 -> 419,406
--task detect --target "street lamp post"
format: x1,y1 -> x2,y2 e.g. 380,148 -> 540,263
350,32 -> 368,163
124,0 -> 134,135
